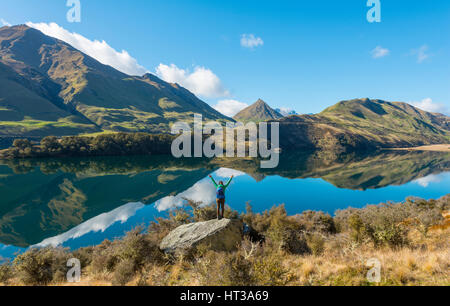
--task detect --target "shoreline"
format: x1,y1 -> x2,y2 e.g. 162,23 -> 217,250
385,144 -> 450,152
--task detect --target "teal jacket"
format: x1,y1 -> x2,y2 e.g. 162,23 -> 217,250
210,176 -> 233,199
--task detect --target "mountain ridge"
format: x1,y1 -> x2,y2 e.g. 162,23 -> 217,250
274,98 -> 450,152
0,25 -> 231,136
1,26 -> 449,152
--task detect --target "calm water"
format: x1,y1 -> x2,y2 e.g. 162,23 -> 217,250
0,151 -> 449,259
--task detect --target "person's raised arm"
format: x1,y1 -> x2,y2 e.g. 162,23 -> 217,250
209,175 -> 218,187
225,175 -> 234,187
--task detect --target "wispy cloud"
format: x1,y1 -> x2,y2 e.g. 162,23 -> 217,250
0,18 -> 11,27
414,174 -> 442,188
214,168 -> 246,178
213,99 -> 248,117
26,22 -> 148,76
35,202 -> 145,247
155,179 -> 216,212
412,45 -> 430,63
411,98 -> 447,114
241,34 -> 264,49
156,63 -> 230,99
371,46 -> 390,59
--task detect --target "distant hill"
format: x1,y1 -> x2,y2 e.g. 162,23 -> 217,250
233,99 -> 284,123
0,25 -> 231,136
275,98 -> 450,152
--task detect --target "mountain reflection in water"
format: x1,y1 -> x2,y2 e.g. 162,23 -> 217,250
0,151 -> 448,258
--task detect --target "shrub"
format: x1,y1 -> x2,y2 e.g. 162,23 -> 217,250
293,210 -> 337,234
0,263 -> 13,284
72,247 -> 94,273
13,139 -> 32,150
348,214 -> 365,242
188,200 -> 239,222
252,254 -> 288,286
222,252 -> 255,286
91,227 -> 165,281
116,227 -> 164,268
91,240 -> 120,273
13,248 -> 71,285
112,259 -> 136,286
307,233 -> 325,256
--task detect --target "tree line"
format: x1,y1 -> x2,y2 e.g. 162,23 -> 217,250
0,133 -> 174,159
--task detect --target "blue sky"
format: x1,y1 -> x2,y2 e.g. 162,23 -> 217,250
1,0 -> 449,115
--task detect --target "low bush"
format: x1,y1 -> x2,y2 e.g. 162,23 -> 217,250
0,263 -> 13,284
13,248 -> 72,285
335,195 -> 449,248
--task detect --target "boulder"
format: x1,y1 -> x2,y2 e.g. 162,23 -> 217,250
160,218 -> 243,254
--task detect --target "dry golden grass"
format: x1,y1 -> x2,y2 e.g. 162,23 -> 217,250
4,227 -> 444,287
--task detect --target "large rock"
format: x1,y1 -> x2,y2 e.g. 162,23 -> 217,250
160,218 -> 243,254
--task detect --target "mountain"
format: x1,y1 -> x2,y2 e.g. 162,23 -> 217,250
0,25 -> 230,136
275,108 -> 298,116
233,99 -> 284,122
274,98 -> 450,152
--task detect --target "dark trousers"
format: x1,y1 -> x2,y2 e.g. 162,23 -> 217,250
216,198 -> 225,219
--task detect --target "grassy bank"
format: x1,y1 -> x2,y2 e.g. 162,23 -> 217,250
0,195 -> 449,286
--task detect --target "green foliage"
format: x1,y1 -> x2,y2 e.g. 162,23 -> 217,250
13,139 -> 32,149
0,132 -> 174,159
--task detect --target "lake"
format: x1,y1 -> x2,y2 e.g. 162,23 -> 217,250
0,150 -> 449,260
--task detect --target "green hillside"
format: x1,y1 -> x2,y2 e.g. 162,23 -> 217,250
319,98 -> 450,145
0,62 -> 99,136
0,25 -> 231,137
276,98 -> 450,152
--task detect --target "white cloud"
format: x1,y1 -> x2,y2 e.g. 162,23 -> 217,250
155,63 -> 229,98
241,34 -> 264,49
213,99 -> 248,117
1,18 -> 11,27
26,22 -> 148,76
414,174 -> 442,188
371,46 -> 390,58
411,98 -> 447,114
412,45 -> 430,63
214,168 -> 246,178
34,202 -> 145,247
155,179 -> 216,212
